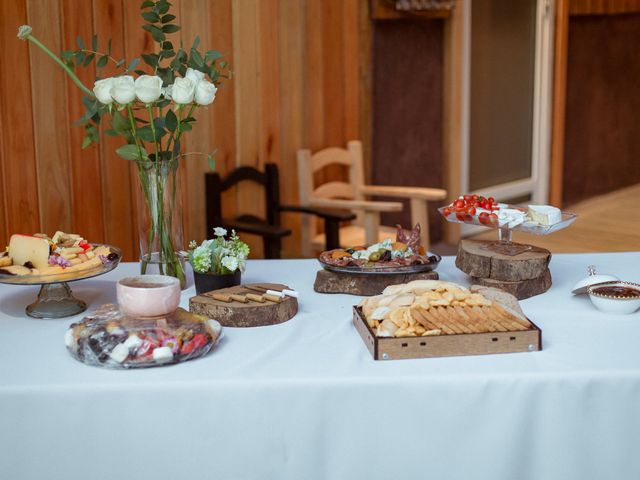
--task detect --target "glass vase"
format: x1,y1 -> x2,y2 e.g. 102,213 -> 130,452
134,158 -> 186,289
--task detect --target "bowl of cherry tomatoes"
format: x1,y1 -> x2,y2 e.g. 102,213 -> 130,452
440,194 -> 501,226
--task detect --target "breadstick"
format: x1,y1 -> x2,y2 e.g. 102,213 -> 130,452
212,293 -> 232,303
230,294 -> 248,303
246,293 -> 265,303
263,294 -> 282,303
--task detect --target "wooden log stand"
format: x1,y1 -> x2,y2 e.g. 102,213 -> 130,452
314,269 -> 439,296
456,239 -> 552,300
189,283 -> 297,327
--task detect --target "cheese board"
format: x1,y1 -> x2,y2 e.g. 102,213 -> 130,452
189,283 -> 298,327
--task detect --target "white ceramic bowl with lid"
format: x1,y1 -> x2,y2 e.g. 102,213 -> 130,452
587,281 -> 640,315
572,265 -> 620,295
116,275 -> 180,317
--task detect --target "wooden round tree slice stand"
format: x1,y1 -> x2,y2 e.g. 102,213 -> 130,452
314,269 -> 439,296
456,239 -> 552,299
189,283 -> 297,327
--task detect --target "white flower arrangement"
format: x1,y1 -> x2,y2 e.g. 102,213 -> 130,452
188,228 -> 249,275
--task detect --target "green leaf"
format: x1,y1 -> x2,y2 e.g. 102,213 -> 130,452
91,34 -> 98,52
162,24 -> 180,33
143,24 -> 166,42
76,36 -> 85,50
141,53 -> 159,68
156,0 -> 171,14
107,39 -> 112,55
178,122 -> 192,133
82,135 -> 92,149
165,109 -> 177,132
83,53 -> 95,67
134,69 -> 147,76
136,125 -> 156,142
163,41 -> 174,50
191,35 -> 200,50
96,55 -> 108,68
207,153 -> 216,171
205,50 -> 222,62
104,129 -> 119,136
159,49 -> 175,59
116,144 -> 148,161
127,58 -> 140,72
141,0 -> 154,7
115,58 -> 125,68
188,49 -> 204,68
142,11 -> 160,23
61,50 -> 74,61
161,14 -> 176,23
111,112 -> 130,133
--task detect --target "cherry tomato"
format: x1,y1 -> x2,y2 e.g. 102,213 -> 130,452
467,206 -> 476,215
456,212 -> 466,222
488,197 -> 495,204
471,194 -> 478,201
488,213 -> 499,225
478,211 -> 489,225
463,194 -> 473,201
453,199 -> 465,210
443,207 -> 451,216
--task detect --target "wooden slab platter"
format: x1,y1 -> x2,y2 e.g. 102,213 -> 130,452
189,283 -> 298,327
314,269 -> 439,296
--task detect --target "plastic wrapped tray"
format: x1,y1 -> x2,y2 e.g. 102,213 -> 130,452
65,305 -> 222,369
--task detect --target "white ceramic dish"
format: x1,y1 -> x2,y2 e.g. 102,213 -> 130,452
587,281 -> 640,315
116,275 -> 180,317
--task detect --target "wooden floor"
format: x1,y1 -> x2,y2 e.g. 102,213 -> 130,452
469,183 -> 640,253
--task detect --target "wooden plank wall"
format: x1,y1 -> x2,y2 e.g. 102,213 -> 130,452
0,0 -> 365,259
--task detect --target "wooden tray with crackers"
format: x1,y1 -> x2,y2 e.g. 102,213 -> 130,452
189,283 -> 298,328
354,280 -> 541,360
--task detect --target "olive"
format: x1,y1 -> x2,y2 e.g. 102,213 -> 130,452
107,253 -> 119,262
380,250 -> 392,262
369,251 -> 381,262
346,248 -> 355,254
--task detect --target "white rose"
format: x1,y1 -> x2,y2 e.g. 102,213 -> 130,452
221,256 -> 238,273
195,80 -> 217,105
134,75 -> 163,103
171,77 -> 195,104
185,68 -> 205,85
93,77 -> 115,104
213,227 -> 227,237
110,75 -> 136,104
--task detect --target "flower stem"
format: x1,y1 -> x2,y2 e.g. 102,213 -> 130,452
25,34 -> 93,97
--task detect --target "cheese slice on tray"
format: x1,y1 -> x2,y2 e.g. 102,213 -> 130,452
8,234 -> 50,269
528,205 -> 561,225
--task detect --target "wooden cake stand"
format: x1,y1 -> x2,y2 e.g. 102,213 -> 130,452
456,238 -> 551,300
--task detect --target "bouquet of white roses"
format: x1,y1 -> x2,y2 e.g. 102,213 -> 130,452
188,228 -> 249,275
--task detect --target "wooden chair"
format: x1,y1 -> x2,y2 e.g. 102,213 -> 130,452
296,140 -> 448,256
206,164 -> 356,258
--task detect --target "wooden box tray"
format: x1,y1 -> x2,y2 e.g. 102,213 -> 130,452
352,306 -> 541,360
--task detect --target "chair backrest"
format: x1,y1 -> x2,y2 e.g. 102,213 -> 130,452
205,163 -> 281,234
297,140 -> 365,205
296,141 -> 365,251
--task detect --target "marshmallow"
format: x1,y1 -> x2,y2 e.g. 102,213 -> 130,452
152,346 -> 174,363
109,344 -> 130,363
123,334 -> 143,349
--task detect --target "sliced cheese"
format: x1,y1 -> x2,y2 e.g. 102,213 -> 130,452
528,205 -> 561,225
8,234 -> 50,269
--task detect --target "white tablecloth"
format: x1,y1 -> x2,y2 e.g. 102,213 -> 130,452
1,253 -> 640,480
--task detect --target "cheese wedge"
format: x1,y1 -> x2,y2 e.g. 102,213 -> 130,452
8,234 -> 50,269
528,205 -> 561,225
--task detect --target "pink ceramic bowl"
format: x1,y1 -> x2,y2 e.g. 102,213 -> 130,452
116,275 -> 180,317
